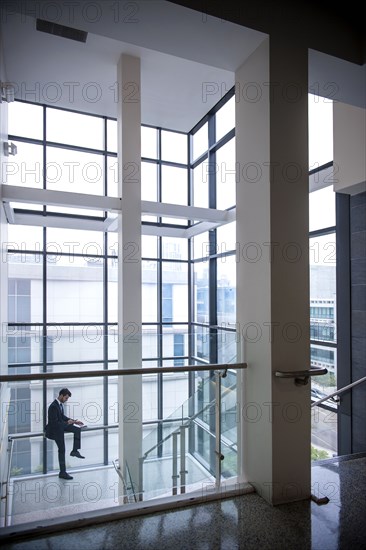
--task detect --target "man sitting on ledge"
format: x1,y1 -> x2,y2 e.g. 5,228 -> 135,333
45,388 -> 85,480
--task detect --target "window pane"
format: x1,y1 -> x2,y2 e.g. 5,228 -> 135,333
192,122 -> 208,161
142,370 -> 158,421
108,325 -> 118,360
162,283 -> 173,323
142,126 -> 158,159
108,259 -> 118,323
309,94 -> 333,169
309,236 -> 336,340
47,256 -> 104,322
162,329 -> 188,360
194,261 -> 209,323
217,330 -> 237,363
309,230 -> 337,422
7,225 -> 43,251
6,142 -> 43,189
7,258 -> 42,323
162,366 -> 189,417
161,131 -> 187,164
142,162 -> 158,202
161,166 -> 187,205
142,261 -> 158,323
142,236 -> 158,258
192,161 -> 209,208
46,147 -> 104,196
107,156 -> 118,197
192,232 -> 210,260
46,228 -> 104,255
107,119 -> 117,153
193,325 -> 210,361
9,102 -> 43,140
162,262 -> 188,322
8,330 -> 36,364
216,96 -> 235,142
107,234 -> 118,257
311,346 -> 337,395
217,255 -> 236,325
47,109 -> 104,150
161,237 -> 187,260
309,185 -> 336,232
142,327 -> 158,359
309,233 -> 336,270
216,138 -> 236,209
48,325 -> 104,363
216,222 -> 236,254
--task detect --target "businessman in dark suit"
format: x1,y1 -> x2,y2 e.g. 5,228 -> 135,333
45,388 -> 85,480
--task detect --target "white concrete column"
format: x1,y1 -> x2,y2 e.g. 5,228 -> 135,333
117,54 -> 142,497
333,101 -> 366,195
236,37 -> 310,504
0,35 -> 9,523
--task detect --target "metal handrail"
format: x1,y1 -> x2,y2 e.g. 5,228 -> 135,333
0,362 -> 247,383
311,375 -> 366,408
275,367 -> 328,385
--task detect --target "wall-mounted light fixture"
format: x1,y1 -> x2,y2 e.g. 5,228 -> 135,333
3,142 -> 17,156
0,82 -> 15,103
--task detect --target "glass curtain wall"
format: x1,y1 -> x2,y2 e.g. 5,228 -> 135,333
308,94 -> 337,460
6,90 -> 238,478
189,90 -> 237,475
7,102 -> 119,474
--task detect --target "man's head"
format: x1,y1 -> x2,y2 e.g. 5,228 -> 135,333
58,388 -> 72,403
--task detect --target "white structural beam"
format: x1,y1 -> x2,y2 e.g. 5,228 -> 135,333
141,200 -> 228,222
117,54 -> 142,500
13,213 -> 106,232
2,185 -> 121,212
142,224 -> 186,238
185,209 -> 236,238
10,208 -> 236,237
3,201 -> 14,224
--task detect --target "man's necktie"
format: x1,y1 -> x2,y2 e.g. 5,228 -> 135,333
60,402 -> 64,415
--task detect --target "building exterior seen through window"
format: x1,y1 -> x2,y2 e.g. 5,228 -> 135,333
6,90 -> 336,479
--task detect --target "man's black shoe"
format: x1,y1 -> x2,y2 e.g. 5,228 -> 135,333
70,450 -> 85,459
59,472 -> 73,480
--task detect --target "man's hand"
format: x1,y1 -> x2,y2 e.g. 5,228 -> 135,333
66,419 -> 84,426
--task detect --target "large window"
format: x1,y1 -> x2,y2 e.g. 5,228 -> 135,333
189,90 -> 237,474
308,93 -> 337,459
7,91 -> 237,479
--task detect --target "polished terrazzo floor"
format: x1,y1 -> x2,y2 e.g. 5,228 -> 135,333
1,454 -> 366,550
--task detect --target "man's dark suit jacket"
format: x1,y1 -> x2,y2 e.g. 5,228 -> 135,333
45,399 -> 70,441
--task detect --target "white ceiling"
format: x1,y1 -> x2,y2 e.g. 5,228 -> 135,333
1,0 -> 267,131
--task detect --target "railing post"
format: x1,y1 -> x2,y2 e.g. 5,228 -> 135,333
172,431 -> 179,495
4,438 -> 14,527
180,426 -> 188,494
215,371 -> 222,490
138,456 -> 144,501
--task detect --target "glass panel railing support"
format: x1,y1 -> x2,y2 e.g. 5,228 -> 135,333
138,457 -> 144,500
4,437 -> 14,528
215,370 -> 222,489
125,461 -> 138,503
172,431 -> 179,496
180,425 -> 189,494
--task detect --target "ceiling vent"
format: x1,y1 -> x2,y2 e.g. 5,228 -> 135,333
36,19 -> 88,43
